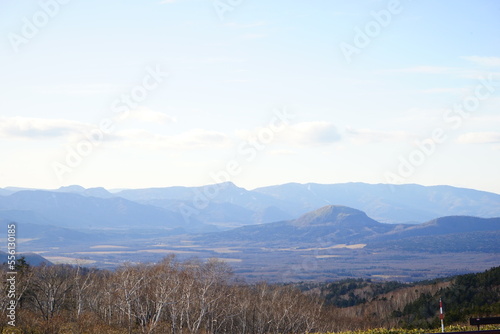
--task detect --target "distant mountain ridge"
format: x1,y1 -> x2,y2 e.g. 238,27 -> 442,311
0,190 -> 206,231
116,182 -> 500,224
1,190 -> 498,281
115,182 -> 295,226
1,182 -> 499,231
195,205 -> 500,251
380,215 -> 500,239
253,182 -> 500,223
56,185 -> 116,198
292,205 -> 380,228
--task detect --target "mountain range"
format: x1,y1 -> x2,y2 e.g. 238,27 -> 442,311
193,205 -> 500,251
3,181 -> 499,228
114,182 -> 500,225
0,182 -> 499,281
0,189 -> 206,231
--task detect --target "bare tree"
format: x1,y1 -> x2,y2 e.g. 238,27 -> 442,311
27,264 -> 74,321
133,256 -> 180,334
3,255 -> 350,334
72,265 -> 95,319
114,263 -> 147,334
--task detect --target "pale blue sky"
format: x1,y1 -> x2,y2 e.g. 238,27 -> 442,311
1,0 -> 500,193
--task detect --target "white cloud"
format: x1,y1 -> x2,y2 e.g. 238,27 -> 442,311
346,127 -> 414,144
470,114 -> 500,124
172,129 -> 231,149
236,121 -> 340,147
287,122 -> 341,146
0,110 -> 176,142
0,112 -> 226,150
38,84 -> 118,96
117,107 -> 176,124
457,132 -> 500,144
0,116 -> 89,139
110,128 -> 232,150
462,56 -> 500,68
269,149 -> 296,156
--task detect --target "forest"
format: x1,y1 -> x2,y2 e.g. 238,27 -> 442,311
1,256 -> 499,334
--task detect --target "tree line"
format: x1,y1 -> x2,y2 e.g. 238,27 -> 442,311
0,256 -> 340,334
2,256 -> 498,334
392,266 -> 500,328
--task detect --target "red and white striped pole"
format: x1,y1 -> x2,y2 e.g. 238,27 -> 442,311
439,298 -> 445,333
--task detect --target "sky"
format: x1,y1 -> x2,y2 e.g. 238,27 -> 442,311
1,0 -> 500,193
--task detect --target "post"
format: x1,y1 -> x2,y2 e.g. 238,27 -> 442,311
439,298 -> 445,333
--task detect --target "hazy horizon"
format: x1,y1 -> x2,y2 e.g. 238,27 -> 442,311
2,180 -> 500,196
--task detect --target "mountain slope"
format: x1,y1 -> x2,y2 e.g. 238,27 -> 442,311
56,185 -> 116,198
368,230 -> 500,253
178,206 -> 500,281
0,250 -> 53,266
6,182 -> 499,226
0,189 -> 14,196
113,182 -> 500,225
379,216 -> 500,240
392,266 -> 500,326
117,182 -> 295,225
0,190 -> 204,231
296,266 -> 500,328
365,216 -> 500,253
195,205 -> 500,253
197,205 -> 396,245
253,182 -> 500,223
140,199 -> 261,227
